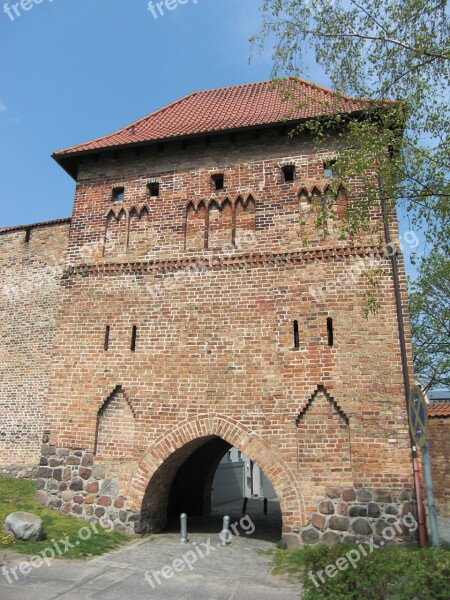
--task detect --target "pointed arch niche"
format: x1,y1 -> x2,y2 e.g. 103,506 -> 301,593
104,208 -> 128,257
208,198 -> 233,249
95,386 -> 136,460
128,205 -> 152,256
296,386 -> 351,485
185,201 -> 206,250
235,194 -> 256,248
335,184 -> 349,220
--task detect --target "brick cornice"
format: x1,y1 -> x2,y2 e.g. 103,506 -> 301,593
63,245 -> 386,278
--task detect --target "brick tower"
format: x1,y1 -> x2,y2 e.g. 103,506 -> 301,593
4,80 -> 417,546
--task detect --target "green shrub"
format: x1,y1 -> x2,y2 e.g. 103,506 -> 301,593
272,543 -> 450,600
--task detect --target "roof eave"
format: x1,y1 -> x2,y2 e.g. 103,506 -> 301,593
0,217 -> 71,234
53,105 -> 393,180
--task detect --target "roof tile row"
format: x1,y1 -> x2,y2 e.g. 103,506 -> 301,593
53,78 -> 373,157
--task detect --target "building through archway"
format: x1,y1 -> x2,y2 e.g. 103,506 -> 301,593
137,435 -> 282,542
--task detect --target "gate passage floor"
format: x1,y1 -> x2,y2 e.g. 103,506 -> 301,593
0,500 -> 301,600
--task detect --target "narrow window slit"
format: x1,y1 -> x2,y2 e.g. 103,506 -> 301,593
327,318 -> 334,347
293,320 -> 300,350
24,228 -> 31,243
104,326 -> 110,351
131,326 -> 137,352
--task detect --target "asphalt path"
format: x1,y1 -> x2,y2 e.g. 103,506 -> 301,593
0,531 -> 300,599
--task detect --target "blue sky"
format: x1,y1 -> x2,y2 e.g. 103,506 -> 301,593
0,0 -> 422,270
0,0 -> 260,225
0,0 -> 326,227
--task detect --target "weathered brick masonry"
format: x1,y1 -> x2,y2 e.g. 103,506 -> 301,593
0,220 -> 70,474
1,81 -> 419,546
426,404 -> 450,517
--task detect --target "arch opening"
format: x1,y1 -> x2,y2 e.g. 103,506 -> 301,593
139,435 -> 282,542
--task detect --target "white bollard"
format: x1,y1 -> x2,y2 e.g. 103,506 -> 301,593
220,515 -> 231,546
180,513 -> 188,544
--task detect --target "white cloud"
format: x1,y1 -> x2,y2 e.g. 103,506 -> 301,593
0,101 -> 7,112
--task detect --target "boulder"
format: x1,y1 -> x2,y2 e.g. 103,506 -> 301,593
100,479 -> 120,497
326,488 -> 341,499
329,515 -> 350,531
301,527 -> 320,544
352,518 -> 373,535
349,505 -> 367,517
34,490 -> 48,506
368,503 -> 381,518
5,512 -> 44,541
281,533 -> 300,549
342,488 -> 356,502
356,490 -> 372,503
322,531 -> 341,545
319,500 -> 334,515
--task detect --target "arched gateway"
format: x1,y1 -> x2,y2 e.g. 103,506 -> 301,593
127,417 -> 304,536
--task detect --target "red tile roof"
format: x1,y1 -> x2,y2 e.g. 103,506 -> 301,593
428,402 -> 450,417
53,78 -> 374,158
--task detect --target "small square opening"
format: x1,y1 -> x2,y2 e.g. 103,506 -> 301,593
282,164 -> 296,183
148,182 -> 160,197
112,187 -> 125,202
211,173 -> 224,191
324,161 -> 336,178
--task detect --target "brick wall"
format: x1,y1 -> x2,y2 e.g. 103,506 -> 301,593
32,128 -> 416,544
0,221 -> 70,470
428,414 -> 450,517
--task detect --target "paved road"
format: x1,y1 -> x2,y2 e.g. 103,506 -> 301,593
0,530 -> 300,600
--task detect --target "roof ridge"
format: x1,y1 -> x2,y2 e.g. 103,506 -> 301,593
179,78 -> 357,99
183,79 -> 275,95
287,76 -> 355,101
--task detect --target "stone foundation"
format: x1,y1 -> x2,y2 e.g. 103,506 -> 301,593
0,465 -> 39,479
36,439 -> 139,533
37,437 -> 419,547
296,487 -> 418,547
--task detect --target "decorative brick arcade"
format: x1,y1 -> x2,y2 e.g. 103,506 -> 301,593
1,80 -> 418,547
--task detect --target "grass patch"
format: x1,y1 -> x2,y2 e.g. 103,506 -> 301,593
271,543 -> 450,599
0,478 -> 129,558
